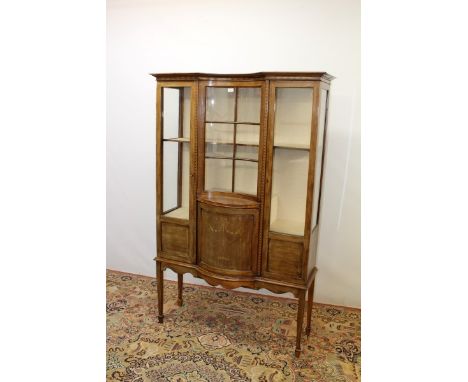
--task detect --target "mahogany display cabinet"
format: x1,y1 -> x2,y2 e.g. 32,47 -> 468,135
152,72 -> 333,357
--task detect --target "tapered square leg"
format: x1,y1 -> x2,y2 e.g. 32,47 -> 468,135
306,279 -> 315,337
177,273 -> 183,306
156,262 -> 164,323
295,290 -> 306,357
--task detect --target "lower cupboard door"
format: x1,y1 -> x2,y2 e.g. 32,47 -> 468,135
197,202 -> 259,276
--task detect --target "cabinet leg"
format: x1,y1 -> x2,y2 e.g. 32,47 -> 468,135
177,273 -> 183,306
156,262 -> 164,323
306,279 -> 315,337
295,290 -> 306,357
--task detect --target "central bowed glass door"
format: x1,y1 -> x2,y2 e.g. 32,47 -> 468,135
201,82 -> 264,197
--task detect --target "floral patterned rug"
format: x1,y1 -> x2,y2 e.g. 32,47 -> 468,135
107,270 -> 360,381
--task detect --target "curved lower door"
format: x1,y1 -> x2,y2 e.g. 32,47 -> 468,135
197,200 -> 259,276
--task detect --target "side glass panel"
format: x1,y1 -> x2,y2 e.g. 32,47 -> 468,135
270,87 -> 313,235
274,88 -> 313,149
162,88 -> 180,139
270,149 -> 310,235
312,89 -> 328,228
204,86 -> 261,196
163,141 -> 179,211
161,87 -> 191,219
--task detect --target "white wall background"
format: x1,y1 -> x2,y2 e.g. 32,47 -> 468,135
107,0 -> 361,307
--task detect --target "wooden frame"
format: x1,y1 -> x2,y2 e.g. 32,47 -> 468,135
153,72 -> 334,357
156,81 -> 198,263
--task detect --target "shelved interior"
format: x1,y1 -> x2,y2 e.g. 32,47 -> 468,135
274,87 -> 313,149
269,87 -> 314,235
162,86 -> 191,219
270,148 -> 310,235
204,86 -> 261,196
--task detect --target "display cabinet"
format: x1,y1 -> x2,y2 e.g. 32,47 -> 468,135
153,72 -> 333,357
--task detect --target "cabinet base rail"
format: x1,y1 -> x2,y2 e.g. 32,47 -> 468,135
155,258 -> 317,358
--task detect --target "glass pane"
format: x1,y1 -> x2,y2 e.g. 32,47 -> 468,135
162,142 -> 190,219
205,158 -> 233,192
182,88 -> 191,139
237,88 -> 261,123
163,87 -> 191,140
270,148 -> 309,235
274,88 -> 313,148
234,160 -> 257,195
162,88 -> 180,139
236,145 -> 258,160
237,124 -> 259,145
205,143 -> 233,158
312,89 -> 328,228
162,141 -> 179,212
205,123 -> 233,144
206,87 -> 235,122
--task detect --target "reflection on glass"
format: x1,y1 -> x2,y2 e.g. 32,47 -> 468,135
234,161 -> 258,195
205,158 -> 233,192
274,88 -> 313,148
206,87 -> 235,122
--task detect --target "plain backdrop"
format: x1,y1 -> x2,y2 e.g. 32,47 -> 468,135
107,0 -> 361,307
5,1 -> 468,380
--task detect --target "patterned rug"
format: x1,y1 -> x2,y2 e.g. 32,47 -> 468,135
106,270 -> 360,381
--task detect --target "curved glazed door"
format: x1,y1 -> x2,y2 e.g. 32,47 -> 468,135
197,81 -> 267,276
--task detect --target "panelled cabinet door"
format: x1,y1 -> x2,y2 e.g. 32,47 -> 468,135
197,203 -> 259,276
197,81 -> 267,275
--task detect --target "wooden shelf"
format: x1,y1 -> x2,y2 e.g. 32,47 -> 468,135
205,155 -> 258,163
164,206 -> 189,220
206,140 -> 258,147
163,137 -> 190,143
205,121 -> 260,125
274,143 -> 310,150
270,219 -> 305,236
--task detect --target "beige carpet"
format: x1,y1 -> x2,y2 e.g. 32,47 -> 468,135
107,270 -> 361,381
